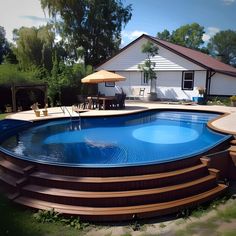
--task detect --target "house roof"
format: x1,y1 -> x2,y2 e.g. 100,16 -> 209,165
96,34 -> 236,77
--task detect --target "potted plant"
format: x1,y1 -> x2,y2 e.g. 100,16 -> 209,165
197,87 -> 205,97
31,103 -> 40,117
42,104 -> 48,116
193,87 -> 205,104
139,41 -> 159,101
230,95 -> 236,107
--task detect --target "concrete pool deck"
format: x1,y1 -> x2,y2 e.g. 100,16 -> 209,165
6,101 -> 236,135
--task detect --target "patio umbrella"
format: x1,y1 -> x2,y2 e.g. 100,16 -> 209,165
81,70 -> 126,83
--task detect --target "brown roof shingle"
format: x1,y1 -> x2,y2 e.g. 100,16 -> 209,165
96,34 -> 236,77
149,35 -> 236,77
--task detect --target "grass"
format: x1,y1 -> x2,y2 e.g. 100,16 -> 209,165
175,198 -> 236,236
217,201 -> 236,221
0,194 -> 87,236
0,113 -> 7,120
175,220 -> 218,236
1,191 -> 236,236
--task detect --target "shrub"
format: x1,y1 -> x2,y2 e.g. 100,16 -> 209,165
0,64 -> 39,85
230,95 -> 236,102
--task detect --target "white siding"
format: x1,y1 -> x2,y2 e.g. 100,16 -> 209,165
156,71 -> 206,100
210,73 -> 236,95
97,37 -> 204,71
98,71 -> 142,96
99,71 -> 207,100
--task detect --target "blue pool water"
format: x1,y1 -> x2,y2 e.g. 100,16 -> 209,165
0,111 -> 230,167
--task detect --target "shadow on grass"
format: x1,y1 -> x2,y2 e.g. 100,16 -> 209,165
0,194 -> 81,236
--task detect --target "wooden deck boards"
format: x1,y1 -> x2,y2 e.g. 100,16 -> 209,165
0,152 -> 229,221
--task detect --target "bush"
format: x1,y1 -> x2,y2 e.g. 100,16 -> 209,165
0,64 -> 39,85
230,95 -> 236,102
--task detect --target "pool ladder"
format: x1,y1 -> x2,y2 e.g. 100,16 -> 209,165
60,106 -> 81,130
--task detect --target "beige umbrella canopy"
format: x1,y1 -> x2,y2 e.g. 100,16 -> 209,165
81,70 -> 126,83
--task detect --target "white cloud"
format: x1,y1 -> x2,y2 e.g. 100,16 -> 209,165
222,0 -> 235,5
122,30 -> 148,40
203,27 -> 220,42
121,30 -> 148,46
0,0 -> 49,41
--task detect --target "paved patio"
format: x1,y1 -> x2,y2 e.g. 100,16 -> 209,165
6,101 -> 236,135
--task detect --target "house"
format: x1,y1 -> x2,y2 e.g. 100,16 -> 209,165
96,34 -> 236,100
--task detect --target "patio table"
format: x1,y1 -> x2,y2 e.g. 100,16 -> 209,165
87,96 -> 116,110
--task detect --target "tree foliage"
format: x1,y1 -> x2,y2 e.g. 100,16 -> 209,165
139,41 -> 158,94
207,30 -> 236,66
171,23 -> 205,49
40,0 -> 132,66
13,25 -> 56,71
46,58 -> 93,106
157,29 -> 171,41
157,23 -> 205,50
0,64 -> 39,85
0,26 -> 10,64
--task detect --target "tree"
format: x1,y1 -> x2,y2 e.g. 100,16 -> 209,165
3,42 -> 18,64
0,26 -> 10,64
157,23 -> 205,50
139,41 -> 159,100
157,29 -> 171,41
207,30 -> 236,66
171,23 -> 205,49
40,0 -> 132,66
46,55 -> 93,106
13,25 -> 55,72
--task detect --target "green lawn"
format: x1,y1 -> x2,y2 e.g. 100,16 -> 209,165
0,113 -> 7,120
0,194 -> 85,236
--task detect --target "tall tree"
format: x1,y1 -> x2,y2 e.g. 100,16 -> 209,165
0,26 -> 9,64
157,29 -> 171,41
207,30 -> 236,66
157,23 -> 205,50
171,23 -> 205,49
13,25 -> 56,71
40,0 -> 132,66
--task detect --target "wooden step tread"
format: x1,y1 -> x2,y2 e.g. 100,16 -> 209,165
31,163 -> 207,184
15,184 -> 227,216
230,140 -> 236,145
0,169 -> 18,187
23,175 -> 216,199
230,152 -> 236,158
228,146 -> 236,152
0,158 -> 24,174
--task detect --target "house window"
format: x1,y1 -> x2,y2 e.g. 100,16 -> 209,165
141,72 -> 149,85
182,71 -> 194,90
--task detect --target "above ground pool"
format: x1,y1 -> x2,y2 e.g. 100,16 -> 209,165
0,110 -> 231,167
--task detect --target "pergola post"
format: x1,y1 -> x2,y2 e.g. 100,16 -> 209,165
10,83 -> 48,112
11,83 -> 17,112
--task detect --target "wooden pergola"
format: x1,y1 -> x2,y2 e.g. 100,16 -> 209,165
11,83 -> 48,112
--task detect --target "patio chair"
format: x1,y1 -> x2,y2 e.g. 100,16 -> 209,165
113,93 -> 126,109
139,88 -> 145,97
77,95 -> 89,109
91,96 -> 103,110
127,88 -> 145,100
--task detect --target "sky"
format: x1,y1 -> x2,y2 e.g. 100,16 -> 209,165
0,0 -> 236,47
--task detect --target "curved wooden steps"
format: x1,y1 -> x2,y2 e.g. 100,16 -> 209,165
0,158 -> 24,177
230,139 -> 236,145
21,175 -> 217,207
0,153 -> 228,222
29,163 -> 208,191
14,184 -> 227,221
